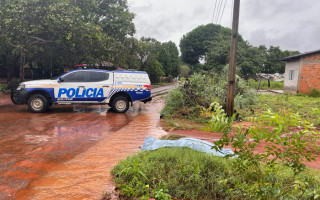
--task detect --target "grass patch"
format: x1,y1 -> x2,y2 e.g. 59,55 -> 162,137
112,148 -> 320,199
248,79 -> 284,90
161,117 -> 205,131
160,134 -> 185,140
238,93 -> 320,126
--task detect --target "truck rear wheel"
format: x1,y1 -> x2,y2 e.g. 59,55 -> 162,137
27,94 -> 49,113
111,96 -> 129,113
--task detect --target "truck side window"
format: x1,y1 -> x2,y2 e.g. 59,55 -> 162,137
87,72 -> 109,82
63,71 -> 86,82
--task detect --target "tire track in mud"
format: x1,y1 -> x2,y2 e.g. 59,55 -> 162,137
14,97 -> 167,200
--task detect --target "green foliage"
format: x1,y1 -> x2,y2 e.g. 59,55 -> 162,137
308,88 -> 320,97
208,108 -> 320,198
262,45 -> 300,74
238,94 -> 320,126
0,0 -> 135,80
0,83 -> 10,93
157,41 -> 180,78
248,79 -> 284,90
112,148 -> 320,200
179,65 -> 190,78
180,23 -> 299,80
154,188 -> 171,200
161,68 -> 257,121
201,103 -> 235,133
160,134 -> 185,140
180,24 -> 239,66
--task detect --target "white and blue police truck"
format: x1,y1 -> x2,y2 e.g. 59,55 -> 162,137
12,69 -> 152,113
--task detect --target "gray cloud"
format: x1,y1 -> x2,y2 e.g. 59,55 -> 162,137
128,0 -> 320,52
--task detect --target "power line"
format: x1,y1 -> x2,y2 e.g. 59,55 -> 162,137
212,0 -> 218,23
215,0 -> 223,24
218,0 -> 228,24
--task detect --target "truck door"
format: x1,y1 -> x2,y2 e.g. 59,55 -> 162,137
55,71 -> 87,103
85,71 -> 113,103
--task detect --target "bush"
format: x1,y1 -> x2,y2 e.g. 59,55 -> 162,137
206,108 -> 320,199
0,83 -> 10,94
308,88 -> 320,97
112,148 -> 320,200
161,67 -> 257,122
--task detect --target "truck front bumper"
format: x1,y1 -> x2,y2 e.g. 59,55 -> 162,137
11,88 -> 29,105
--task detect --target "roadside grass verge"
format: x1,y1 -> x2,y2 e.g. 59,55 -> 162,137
160,117 -> 205,131
248,80 -> 284,90
112,148 -> 320,200
238,93 -> 320,126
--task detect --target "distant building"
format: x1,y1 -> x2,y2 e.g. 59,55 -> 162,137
282,49 -> 320,94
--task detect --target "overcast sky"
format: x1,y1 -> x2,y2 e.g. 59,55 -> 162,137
127,0 -> 320,53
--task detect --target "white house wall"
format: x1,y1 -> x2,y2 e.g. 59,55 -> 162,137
284,60 -> 300,93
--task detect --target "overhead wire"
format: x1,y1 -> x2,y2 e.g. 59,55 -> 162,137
211,0 -> 218,24
215,0 -> 223,24
218,0 -> 228,25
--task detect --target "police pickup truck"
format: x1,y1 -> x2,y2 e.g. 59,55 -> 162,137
11,69 -> 152,113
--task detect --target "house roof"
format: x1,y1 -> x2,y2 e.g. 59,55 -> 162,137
282,49 -> 320,61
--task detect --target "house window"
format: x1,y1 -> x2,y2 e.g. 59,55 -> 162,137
289,70 -> 294,80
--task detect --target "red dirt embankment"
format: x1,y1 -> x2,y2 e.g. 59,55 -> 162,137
162,122 -> 320,170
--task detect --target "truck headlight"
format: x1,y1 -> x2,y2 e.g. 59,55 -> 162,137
16,83 -> 25,90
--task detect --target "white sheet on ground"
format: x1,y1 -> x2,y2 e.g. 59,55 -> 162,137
141,137 -> 234,157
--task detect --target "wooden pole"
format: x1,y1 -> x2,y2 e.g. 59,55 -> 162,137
226,0 -> 240,117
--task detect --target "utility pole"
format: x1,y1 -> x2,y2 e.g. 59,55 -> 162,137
226,0 -> 240,117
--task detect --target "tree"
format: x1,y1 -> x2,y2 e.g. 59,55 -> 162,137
137,37 -> 165,83
157,41 -> 180,80
0,0 -> 135,81
179,65 -> 190,78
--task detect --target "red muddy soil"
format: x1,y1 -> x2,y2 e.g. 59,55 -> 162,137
0,93 -> 167,199
165,123 -> 320,170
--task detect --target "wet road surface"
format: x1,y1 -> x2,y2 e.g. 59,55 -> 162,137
0,85 -> 174,199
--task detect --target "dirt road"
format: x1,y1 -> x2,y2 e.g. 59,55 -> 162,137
0,85 -> 175,200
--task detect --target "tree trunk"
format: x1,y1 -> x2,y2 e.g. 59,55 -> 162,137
268,78 -> 271,88
19,48 -> 25,82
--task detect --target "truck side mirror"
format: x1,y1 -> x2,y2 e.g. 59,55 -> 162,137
58,78 -> 64,83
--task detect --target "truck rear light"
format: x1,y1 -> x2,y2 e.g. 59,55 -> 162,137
143,85 -> 151,92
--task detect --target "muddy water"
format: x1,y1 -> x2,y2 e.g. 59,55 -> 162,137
0,94 -> 167,199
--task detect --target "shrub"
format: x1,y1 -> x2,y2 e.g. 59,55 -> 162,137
206,108 -> 320,198
161,67 -> 257,121
112,148 -> 320,200
0,83 -> 10,94
309,88 -> 320,97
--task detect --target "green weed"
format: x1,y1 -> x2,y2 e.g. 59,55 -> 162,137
238,94 -> 320,125
248,79 -> 284,90
112,148 -> 320,200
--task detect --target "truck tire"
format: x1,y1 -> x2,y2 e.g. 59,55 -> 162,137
27,94 -> 49,113
111,96 -> 129,113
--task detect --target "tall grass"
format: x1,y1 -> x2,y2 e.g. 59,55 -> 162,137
112,148 -> 320,199
238,93 -> 320,125
248,79 -> 284,90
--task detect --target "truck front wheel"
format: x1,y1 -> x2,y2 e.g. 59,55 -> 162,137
27,94 -> 49,113
111,96 -> 129,113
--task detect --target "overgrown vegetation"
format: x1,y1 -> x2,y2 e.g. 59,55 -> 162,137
248,80 -> 284,90
0,83 -> 9,94
112,148 -> 320,200
161,69 -> 256,122
161,68 -> 257,122
239,93 -> 320,125
160,134 -> 185,140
